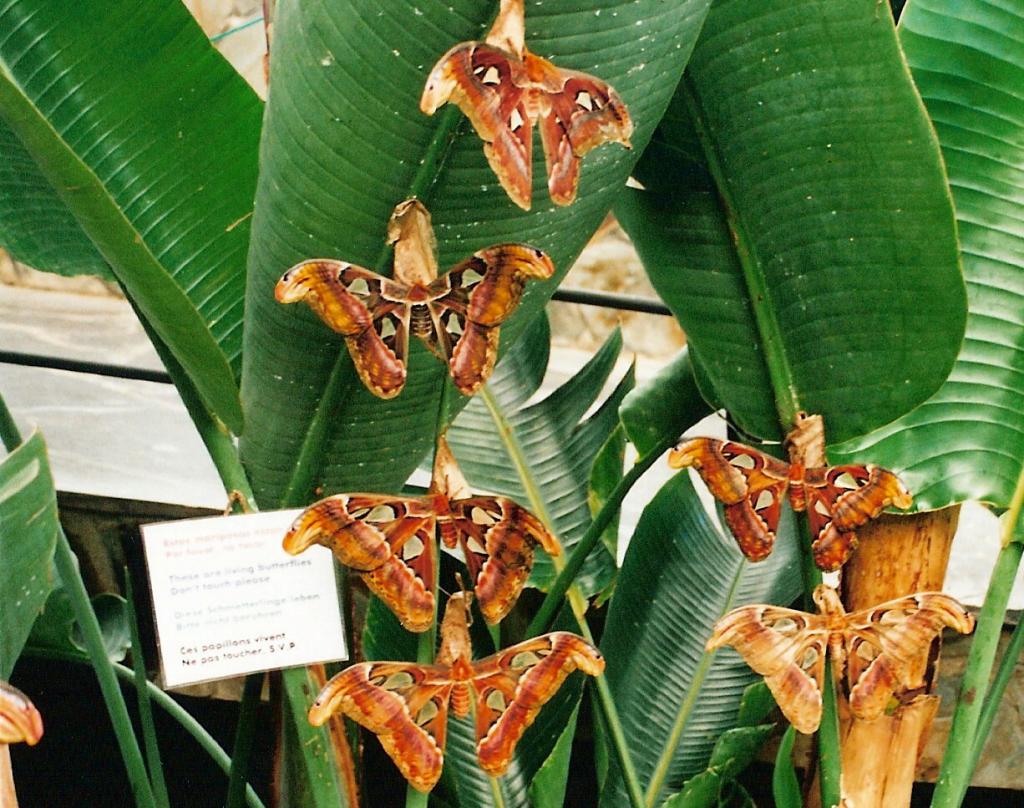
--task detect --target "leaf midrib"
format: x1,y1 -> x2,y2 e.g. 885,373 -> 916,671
0,60 -> 243,432
679,75 -> 801,432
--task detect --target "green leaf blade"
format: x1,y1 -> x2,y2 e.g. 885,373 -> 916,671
240,0 -> 715,504
0,430 -> 58,679
621,0 -> 965,441
0,118 -> 112,280
831,0 -> 1024,509
619,348 -> 711,456
447,329 -> 631,594
0,0 -> 262,431
278,667 -> 352,808
599,474 -> 801,807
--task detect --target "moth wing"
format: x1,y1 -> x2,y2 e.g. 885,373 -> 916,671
470,632 -> 604,776
275,260 -> 378,335
433,246 -> 554,395
275,260 -> 410,398
537,63 -> 633,206
669,438 -> 790,561
804,464 -> 913,571
707,603 -> 829,734
446,496 -> 561,624
421,42 -> 534,210
310,662 -> 453,793
282,494 -> 438,633
0,681 -> 43,745
842,592 -> 974,720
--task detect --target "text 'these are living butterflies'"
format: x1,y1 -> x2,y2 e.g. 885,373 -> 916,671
308,592 -> 603,792
707,584 -> 974,734
281,437 -> 561,631
669,438 -> 912,571
421,0 -> 633,210
276,198 -> 554,399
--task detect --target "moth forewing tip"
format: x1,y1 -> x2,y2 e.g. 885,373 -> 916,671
0,682 -> 43,745
280,513 -> 322,556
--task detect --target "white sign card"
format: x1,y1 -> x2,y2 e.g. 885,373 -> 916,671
141,509 -> 347,688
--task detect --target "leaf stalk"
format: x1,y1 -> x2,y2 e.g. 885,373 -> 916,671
0,394 -> 156,808
478,386 -> 647,808
526,434 -> 675,638
931,472 -> 1024,807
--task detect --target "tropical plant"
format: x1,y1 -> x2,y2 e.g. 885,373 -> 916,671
0,0 -> 1021,807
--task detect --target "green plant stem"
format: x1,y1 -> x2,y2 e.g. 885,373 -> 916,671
642,563 -> 745,807
0,399 -> 156,807
279,103 -> 464,512
27,649 -> 266,808
818,659 -> 842,808
131,302 -> 256,509
405,784 -> 429,807
0,396 -> 19,452
489,775 -> 508,808
969,609 -> 1024,777
125,570 -> 171,808
405,385 -> 445,808
790,512 -> 841,808
679,78 -> 800,429
772,727 -> 802,808
526,434 -> 675,638
226,674 -> 265,808
478,385 -> 646,808
590,669 -> 646,808
931,531 -> 1024,806
135,676 -> 265,808
54,531 -> 157,808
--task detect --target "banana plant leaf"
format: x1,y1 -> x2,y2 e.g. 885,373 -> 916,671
616,0 -> 965,444
0,0 -> 263,433
0,429 -> 59,679
599,473 -> 802,807
830,0 -> 1024,511
239,0 -> 716,506
277,667 -> 354,808
445,328 -> 631,595
527,707 -> 578,808
0,119 -> 112,280
659,724 -> 774,808
26,583 -> 130,665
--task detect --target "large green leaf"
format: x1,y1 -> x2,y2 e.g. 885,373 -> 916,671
239,0 -> 715,505
26,582 -> 130,665
0,119 -> 111,279
0,0 -> 263,432
599,473 -> 802,807
616,0 -> 965,443
446,329 -> 631,594
660,724 -> 774,808
0,430 -> 58,679
831,0 -> 1024,510
277,667 -> 353,808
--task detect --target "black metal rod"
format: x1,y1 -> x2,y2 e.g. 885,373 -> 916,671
0,290 -> 674,384
550,287 -> 672,316
0,351 -> 173,384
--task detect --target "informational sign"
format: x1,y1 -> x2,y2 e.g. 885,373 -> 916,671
141,509 -> 347,688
